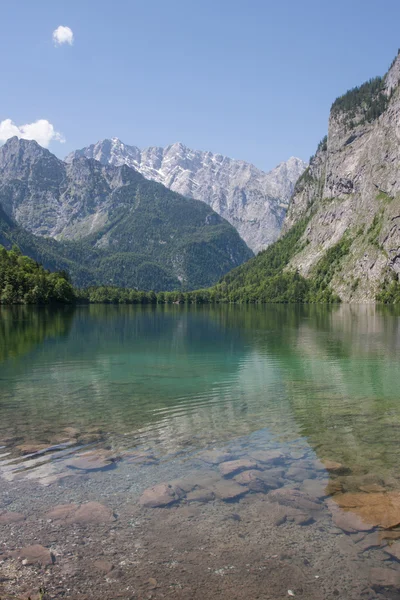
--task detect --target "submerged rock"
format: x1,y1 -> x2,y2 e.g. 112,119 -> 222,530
234,469 -> 279,493
198,450 -> 234,465
186,489 -> 215,503
0,512 -> 25,524
139,483 -> 184,508
380,530 -> 400,542
211,480 -> 248,501
249,450 -> 284,464
286,467 -> 315,483
322,460 -> 350,475
93,559 -> 114,574
16,442 -> 49,455
301,479 -> 330,500
46,502 -> 116,524
385,542 -> 400,561
359,483 -> 387,493
125,452 -> 158,465
331,510 -> 374,533
370,567 -> 400,591
325,480 -> 345,496
11,544 -> 54,567
219,459 -> 258,477
354,532 -> 382,553
268,488 -> 322,512
334,492 -> 400,529
65,450 -> 119,472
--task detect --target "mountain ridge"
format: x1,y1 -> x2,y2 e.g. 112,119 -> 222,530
0,137 -> 253,291
66,140 -> 306,253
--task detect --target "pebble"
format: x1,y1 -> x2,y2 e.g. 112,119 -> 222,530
93,559 -> 114,574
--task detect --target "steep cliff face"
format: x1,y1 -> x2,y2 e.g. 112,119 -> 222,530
67,140 -> 306,253
283,52 -> 400,301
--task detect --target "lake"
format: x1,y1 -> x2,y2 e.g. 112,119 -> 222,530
1,304 -> 400,599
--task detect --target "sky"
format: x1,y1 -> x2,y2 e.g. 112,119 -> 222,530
2,0 -> 400,171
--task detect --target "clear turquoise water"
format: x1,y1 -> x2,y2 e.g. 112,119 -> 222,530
1,303 -> 400,485
3,304 -> 400,599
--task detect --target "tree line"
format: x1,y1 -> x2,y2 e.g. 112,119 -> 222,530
2,241 -> 399,306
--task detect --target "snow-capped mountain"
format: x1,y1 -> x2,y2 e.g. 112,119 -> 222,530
66,140 -> 306,253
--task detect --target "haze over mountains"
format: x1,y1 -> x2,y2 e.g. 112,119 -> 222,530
0,136 -> 252,290
67,140 -> 306,253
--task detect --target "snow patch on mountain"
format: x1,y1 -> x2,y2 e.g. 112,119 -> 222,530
66,139 -> 306,252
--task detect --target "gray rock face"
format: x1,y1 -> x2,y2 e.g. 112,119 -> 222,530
0,136 -> 129,239
66,140 -> 306,253
282,52 -> 400,301
0,137 -> 253,290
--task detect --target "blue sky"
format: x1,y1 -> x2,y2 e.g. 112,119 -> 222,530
1,0 -> 400,170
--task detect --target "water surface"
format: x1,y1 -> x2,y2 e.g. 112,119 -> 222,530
1,304 -> 400,599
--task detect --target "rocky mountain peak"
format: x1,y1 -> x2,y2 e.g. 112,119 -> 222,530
66,140 -> 306,252
0,140 -> 253,290
0,137 -> 62,184
0,136 -> 49,165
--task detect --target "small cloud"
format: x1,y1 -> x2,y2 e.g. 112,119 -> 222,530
0,119 -> 65,148
53,25 -> 74,46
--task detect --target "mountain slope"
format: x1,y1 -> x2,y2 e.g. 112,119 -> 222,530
214,51 -> 400,303
66,140 -> 306,253
0,137 -> 253,291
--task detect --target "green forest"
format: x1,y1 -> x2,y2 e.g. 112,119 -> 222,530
0,217 -> 358,306
2,185 -> 399,304
0,245 -> 76,304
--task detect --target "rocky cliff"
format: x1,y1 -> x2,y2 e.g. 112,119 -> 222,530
282,51 -> 400,302
66,140 -> 306,253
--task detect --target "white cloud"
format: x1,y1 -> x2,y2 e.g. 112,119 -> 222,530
52,25 -> 74,46
0,119 -> 65,148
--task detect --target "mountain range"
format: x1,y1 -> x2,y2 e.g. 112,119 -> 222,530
3,49 -> 400,303
0,137 -> 253,291
67,140 -> 306,253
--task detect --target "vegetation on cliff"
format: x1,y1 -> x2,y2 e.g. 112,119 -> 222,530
376,276 -> 400,304
331,76 -> 389,127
